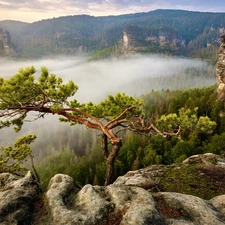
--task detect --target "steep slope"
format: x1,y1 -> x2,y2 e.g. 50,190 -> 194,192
0,9 -> 225,61
0,28 -> 20,57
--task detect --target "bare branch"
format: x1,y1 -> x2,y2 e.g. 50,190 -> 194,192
105,105 -> 136,128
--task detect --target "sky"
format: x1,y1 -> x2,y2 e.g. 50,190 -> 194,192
0,0 -> 225,23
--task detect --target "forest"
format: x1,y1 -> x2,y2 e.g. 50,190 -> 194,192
0,9 -> 225,63
1,8 -> 225,187
0,59 -> 223,188
30,84 -> 224,188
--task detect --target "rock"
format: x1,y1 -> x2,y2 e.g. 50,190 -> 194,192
2,154 -> 225,224
105,184 -> 164,225
114,153 -> 225,200
114,164 -> 165,190
46,174 -> 110,225
0,171 -> 41,225
46,174 -> 164,225
45,172 -> 225,225
210,195 -> 225,221
0,28 -> 19,58
216,34 -> 225,100
154,192 -> 225,225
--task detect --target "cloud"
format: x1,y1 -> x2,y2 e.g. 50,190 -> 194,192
0,0 -> 225,22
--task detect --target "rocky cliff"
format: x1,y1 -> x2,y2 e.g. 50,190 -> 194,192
117,26 -> 185,55
1,153 -> 225,225
216,34 -> 225,100
0,28 -> 19,58
1,10 -> 224,60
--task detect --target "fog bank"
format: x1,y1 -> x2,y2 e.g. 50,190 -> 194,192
0,55 -> 217,147
0,55 -> 217,103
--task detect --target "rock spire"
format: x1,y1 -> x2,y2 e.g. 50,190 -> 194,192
216,34 -> 225,100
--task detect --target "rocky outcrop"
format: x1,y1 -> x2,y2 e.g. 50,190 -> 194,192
43,153 -> 225,225
117,26 -> 185,55
1,153 -> 225,224
0,28 -> 19,58
0,171 -> 41,225
216,34 -> 225,100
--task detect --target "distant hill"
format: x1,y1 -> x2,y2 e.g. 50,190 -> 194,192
0,9 -> 225,62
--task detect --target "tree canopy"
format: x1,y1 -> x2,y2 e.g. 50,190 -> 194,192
0,66 -> 217,185
0,134 -> 36,174
0,66 -> 156,184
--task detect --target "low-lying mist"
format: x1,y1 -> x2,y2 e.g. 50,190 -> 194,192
0,54 -> 218,156
0,54 -> 216,102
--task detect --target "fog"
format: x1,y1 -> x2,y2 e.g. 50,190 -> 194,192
0,54 -> 217,150
0,54 -> 216,103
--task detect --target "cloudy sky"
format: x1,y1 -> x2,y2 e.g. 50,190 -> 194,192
0,0 -> 225,23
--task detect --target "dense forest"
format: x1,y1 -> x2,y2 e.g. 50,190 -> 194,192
0,9 -> 225,62
0,51 -> 221,187
1,9 -> 225,188
27,84 -> 225,188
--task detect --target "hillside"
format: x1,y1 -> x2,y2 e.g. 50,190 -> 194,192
0,9 -> 224,61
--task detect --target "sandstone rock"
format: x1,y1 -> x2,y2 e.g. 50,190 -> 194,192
216,34 -> 225,100
46,174 -> 110,225
2,154 -> 225,224
154,192 -> 225,225
105,184 -> 164,225
46,174 -> 164,225
114,164 -> 165,190
45,173 -> 225,225
0,171 -> 41,225
0,28 -> 19,58
210,195 -> 225,221
114,153 -> 225,199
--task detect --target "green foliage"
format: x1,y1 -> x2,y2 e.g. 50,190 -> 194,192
142,147 -> 162,167
0,134 -> 36,173
68,92 -> 143,124
204,132 -> 225,155
36,144 -> 105,188
2,10 -> 224,62
156,107 -> 216,138
89,46 -> 117,60
160,164 -> 225,200
0,66 -> 78,131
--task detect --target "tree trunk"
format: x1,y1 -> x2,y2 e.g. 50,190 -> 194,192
104,140 -> 122,186
101,133 -> 109,160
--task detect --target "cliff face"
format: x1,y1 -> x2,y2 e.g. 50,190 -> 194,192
216,34 -> 225,100
0,28 -> 19,58
1,10 -> 225,60
117,26 -> 185,55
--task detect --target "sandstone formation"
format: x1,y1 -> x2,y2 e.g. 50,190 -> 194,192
0,28 -> 19,58
216,34 -> 225,100
43,153 -> 225,225
1,153 -> 225,224
0,171 -> 41,225
117,26 -> 185,55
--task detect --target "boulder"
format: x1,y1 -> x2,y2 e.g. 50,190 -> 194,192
1,154 -> 225,224
154,192 -> 225,225
45,155 -> 225,225
46,174 -> 164,225
46,174 -> 110,225
0,171 -> 41,225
